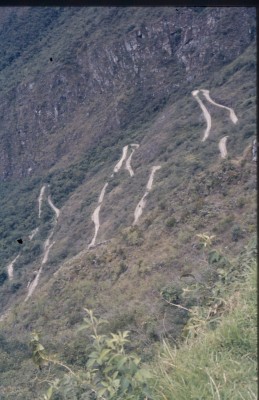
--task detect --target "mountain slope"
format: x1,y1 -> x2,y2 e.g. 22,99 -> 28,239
0,6 -> 256,399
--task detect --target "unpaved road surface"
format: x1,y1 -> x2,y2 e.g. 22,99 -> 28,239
38,185 -> 46,218
25,190 -> 59,301
192,89 -> 238,149
146,165 -> 161,190
133,165 -> 161,225
7,254 -> 20,280
26,233 -> 56,301
29,227 -> 39,241
88,205 -> 102,248
133,192 -> 148,226
42,240 -> 55,265
89,144 -> 139,248
25,266 -> 43,302
89,183 -> 108,248
47,196 -> 60,219
113,145 -> 128,173
125,144 -> 139,177
200,89 -> 238,124
192,90 -> 212,142
98,182 -> 109,204
219,136 -> 228,158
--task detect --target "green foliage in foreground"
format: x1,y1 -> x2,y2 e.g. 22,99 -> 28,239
152,238 -> 257,400
30,238 -> 256,400
31,308 -> 152,400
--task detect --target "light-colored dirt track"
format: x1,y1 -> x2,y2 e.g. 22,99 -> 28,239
133,165 -> 161,225
38,185 -> 46,218
192,89 -> 238,154
133,192 -> 148,226
7,255 -> 20,280
29,227 -> 39,241
25,266 -> 43,302
89,182 -> 109,249
47,196 -> 60,219
88,206 -> 102,249
42,240 -> 55,265
89,144 -> 139,248
192,90 -> 212,142
146,165 -> 161,190
25,190 -> 59,301
113,145 -> 128,173
125,144 -> 139,177
98,183 -> 109,204
200,89 -> 238,124
219,136 -> 228,158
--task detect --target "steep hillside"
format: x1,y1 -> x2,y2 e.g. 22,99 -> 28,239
0,7 -> 255,179
0,6 -> 256,399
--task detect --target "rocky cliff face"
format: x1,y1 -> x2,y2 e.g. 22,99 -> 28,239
0,8 -> 256,397
0,7 -> 255,179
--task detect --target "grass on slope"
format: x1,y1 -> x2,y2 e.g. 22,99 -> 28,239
5,237 -> 255,400
151,238 -> 257,400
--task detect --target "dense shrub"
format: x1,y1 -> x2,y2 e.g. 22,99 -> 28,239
0,271 -> 8,286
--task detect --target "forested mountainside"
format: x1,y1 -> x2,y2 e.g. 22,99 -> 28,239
0,7 -> 256,399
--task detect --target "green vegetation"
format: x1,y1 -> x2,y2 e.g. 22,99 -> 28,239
0,7 -> 256,398
26,237 -> 256,399
152,238 -> 257,400
0,177 -> 40,263
0,8 -> 255,278
31,309 -> 152,399
0,8 -> 63,73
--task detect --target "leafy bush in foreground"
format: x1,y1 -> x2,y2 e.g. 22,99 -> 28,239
31,308 -> 152,399
152,237 -> 257,400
